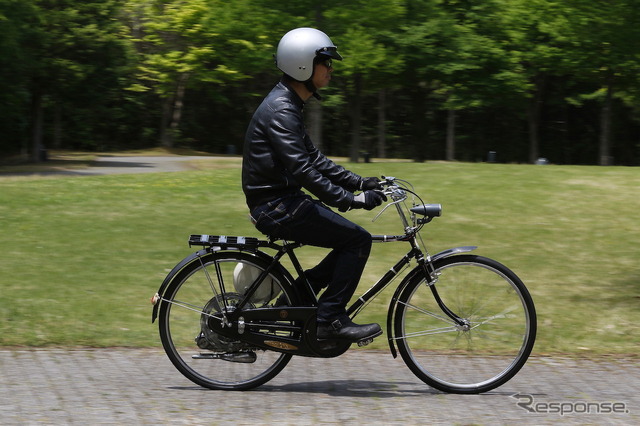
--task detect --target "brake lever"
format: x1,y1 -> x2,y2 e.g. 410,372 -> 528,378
372,187 -> 406,222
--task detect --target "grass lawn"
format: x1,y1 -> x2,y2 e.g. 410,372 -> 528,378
0,156 -> 638,357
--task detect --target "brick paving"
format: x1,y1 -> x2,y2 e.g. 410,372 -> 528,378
0,349 -> 637,425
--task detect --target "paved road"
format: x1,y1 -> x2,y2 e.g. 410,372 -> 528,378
0,349 -> 636,425
1,155 -> 215,177
61,155 -> 211,176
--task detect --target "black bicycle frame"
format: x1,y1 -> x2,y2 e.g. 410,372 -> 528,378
194,231 -> 468,359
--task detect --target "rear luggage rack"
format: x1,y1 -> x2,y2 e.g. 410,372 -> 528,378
189,234 -> 267,250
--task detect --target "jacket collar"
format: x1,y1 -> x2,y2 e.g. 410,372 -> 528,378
278,78 -> 305,109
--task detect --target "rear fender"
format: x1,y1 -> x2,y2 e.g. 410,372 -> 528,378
151,249 -> 208,323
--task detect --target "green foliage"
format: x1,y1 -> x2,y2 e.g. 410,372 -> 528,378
324,0 -> 405,87
0,0 -> 639,163
0,0 -> 138,153
0,0 -> 39,150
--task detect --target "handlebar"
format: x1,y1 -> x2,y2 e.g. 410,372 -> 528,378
380,176 -> 408,202
373,176 -> 442,232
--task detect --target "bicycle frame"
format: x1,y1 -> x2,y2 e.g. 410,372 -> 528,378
152,241 -> 476,359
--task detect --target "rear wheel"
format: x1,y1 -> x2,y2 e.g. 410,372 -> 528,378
158,251 -> 297,390
394,255 -> 536,394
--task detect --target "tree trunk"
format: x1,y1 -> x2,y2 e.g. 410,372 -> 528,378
528,75 -> 545,164
169,73 -> 188,141
53,103 -> 62,149
349,73 -> 362,163
599,73 -> 614,166
160,73 -> 189,148
412,94 -> 429,162
377,89 -> 386,159
527,104 -> 539,164
160,97 -> 172,148
446,109 -> 456,161
30,91 -> 44,162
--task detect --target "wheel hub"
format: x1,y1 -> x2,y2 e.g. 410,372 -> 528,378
456,318 -> 471,332
195,293 -> 253,352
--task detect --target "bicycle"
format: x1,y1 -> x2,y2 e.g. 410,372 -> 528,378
151,176 -> 536,394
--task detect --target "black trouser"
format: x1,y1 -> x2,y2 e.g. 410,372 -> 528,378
251,195 -> 372,322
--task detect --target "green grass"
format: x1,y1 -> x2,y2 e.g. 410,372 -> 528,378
1,158 -> 638,356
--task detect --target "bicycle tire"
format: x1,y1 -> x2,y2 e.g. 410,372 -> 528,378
158,250 -> 297,390
394,254 -> 536,394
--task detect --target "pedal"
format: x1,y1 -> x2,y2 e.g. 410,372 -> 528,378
356,329 -> 382,347
357,337 -> 374,347
192,351 -> 257,363
220,351 -> 257,363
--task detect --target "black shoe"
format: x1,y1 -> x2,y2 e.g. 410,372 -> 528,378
317,318 -> 382,343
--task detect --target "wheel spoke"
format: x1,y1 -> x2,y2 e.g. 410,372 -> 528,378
395,326 -> 460,339
398,300 -> 457,325
469,307 -> 521,329
160,297 -> 228,324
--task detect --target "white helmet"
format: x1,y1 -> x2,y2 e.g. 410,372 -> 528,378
275,28 -> 343,82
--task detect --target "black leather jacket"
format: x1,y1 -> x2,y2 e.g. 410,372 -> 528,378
242,80 -> 363,212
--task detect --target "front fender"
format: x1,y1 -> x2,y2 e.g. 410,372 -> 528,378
431,245 -> 477,262
385,245 -> 477,357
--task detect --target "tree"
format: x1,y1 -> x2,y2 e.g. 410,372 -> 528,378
2,0 -> 639,165
0,0 -> 39,156
124,0 -> 284,148
324,0 -> 405,162
126,0 -> 217,147
489,0 -> 588,163
391,0 -> 513,161
562,0 -> 640,165
0,0 -> 135,160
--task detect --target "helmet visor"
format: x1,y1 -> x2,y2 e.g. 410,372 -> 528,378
316,46 -> 343,61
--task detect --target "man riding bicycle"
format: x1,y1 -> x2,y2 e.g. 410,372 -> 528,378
242,28 -> 385,343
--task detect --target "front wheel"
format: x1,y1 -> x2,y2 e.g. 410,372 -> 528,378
394,255 -> 536,394
158,251 -> 297,390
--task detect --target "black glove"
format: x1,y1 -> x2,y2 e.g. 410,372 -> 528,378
351,190 -> 387,210
360,177 -> 382,191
